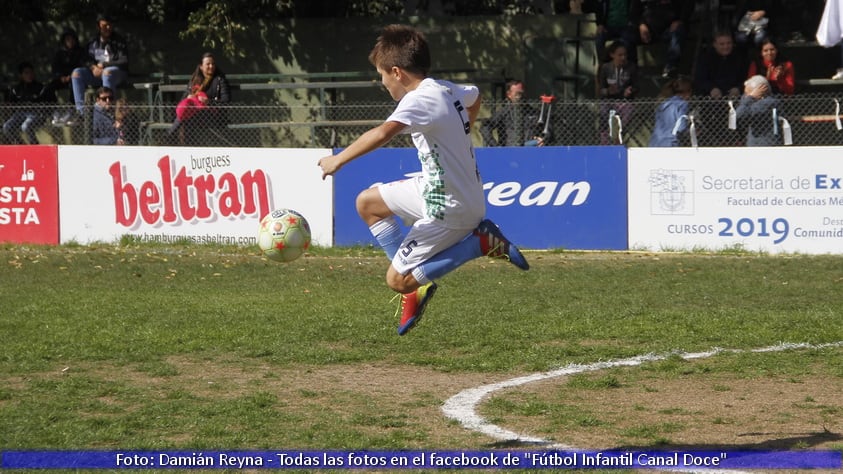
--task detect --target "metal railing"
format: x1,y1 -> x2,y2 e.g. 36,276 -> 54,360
3,93 -> 843,148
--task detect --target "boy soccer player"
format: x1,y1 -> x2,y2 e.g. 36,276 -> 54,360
317,24 -> 528,335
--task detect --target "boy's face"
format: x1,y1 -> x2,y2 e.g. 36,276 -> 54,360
377,65 -> 404,101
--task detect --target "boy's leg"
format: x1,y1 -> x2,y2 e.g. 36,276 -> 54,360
413,218 -> 529,284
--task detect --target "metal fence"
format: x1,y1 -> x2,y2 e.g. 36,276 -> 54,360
4,93 -> 843,148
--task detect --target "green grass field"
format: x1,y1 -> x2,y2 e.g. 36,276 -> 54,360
1,243 -> 842,472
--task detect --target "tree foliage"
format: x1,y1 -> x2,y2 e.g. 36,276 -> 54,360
2,0 -> 563,58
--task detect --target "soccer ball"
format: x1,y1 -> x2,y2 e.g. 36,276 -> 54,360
257,208 -> 312,263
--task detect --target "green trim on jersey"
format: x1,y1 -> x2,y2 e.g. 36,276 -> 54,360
419,145 -> 446,220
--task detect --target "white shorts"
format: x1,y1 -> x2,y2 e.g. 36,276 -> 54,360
378,177 -> 478,275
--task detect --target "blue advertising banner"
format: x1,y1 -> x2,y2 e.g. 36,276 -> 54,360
333,146 -> 628,250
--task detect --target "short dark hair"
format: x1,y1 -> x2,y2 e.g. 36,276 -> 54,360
97,13 -> 113,23
18,62 -> 34,73
368,24 -> 430,76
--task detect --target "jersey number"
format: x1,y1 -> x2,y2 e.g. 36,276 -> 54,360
401,240 -> 418,258
454,100 -> 471,135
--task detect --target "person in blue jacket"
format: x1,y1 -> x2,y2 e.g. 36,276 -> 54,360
92,86 -> 123,145
649,75 -> 693,147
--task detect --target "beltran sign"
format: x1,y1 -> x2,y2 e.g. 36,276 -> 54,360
333,146 -> 628,250
57,146 -> 333,247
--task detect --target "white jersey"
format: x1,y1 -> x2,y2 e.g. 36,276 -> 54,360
386,78 -> 484,228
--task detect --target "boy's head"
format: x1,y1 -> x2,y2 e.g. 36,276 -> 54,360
368,24 -> 430,78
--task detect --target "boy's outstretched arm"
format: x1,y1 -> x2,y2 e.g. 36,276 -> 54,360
318,120 -> 406,179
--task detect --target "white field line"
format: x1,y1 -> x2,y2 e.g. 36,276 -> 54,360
442,341 -> 843,474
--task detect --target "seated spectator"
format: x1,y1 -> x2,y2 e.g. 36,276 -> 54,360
694,30 -> 746,99
50,28 -> 87,104
3,61 -> 56,145
92,87 -> 124,145
480,80 -> 552,146
629,0 -> 694,78
114,97 -> 137,145
588,0 -> 639,67
734,74 -> 781,146
597,41 -> 638,144
168,52 -> 231,145
747,38 -> 794,95
67,14 -> 129,122
649,75 -> 693,147
734,0 -> 775,52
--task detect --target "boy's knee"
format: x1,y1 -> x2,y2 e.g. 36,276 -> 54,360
385,268 -> 418,294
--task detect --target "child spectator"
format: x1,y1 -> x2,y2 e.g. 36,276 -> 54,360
597,41 -> 638,144
3,62 -> 56,145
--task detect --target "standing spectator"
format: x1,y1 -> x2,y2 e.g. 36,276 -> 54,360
92,87 -> 123,145
649,75 -> 693,147
50,28 -> 87,104
816,0 -> 843,79
629,0 -> 694,78
747,38 -> 795,95
694,30 -> 746,99
590,0 -> 639,66
67,14 -> 129,122
480,80 -> 551,146
3,62 -> 56,145
168,52 -> 231,145
597,41 -> 638,144
734,75 -> 781,146
734,0 -> 775,52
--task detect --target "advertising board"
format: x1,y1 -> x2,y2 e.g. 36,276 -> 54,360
0,145 -> 59,245
628,147 -> 843,254
57,146 -> 333,247
334,146 -> 628,250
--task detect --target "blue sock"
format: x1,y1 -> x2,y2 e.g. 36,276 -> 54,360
415,232 -> 482,282
370,217 -> 403,260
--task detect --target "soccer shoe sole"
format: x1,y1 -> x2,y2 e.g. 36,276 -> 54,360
477,219 -> 530,271
397,282 -> 438,336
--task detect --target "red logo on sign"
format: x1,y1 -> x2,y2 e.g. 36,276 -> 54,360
109,156 -> 271,227
0,146 -> 59,244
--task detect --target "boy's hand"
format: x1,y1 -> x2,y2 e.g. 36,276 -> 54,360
317,155 -> 341,180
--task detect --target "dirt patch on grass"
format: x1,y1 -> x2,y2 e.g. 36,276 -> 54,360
496,372 -> 843,451
83,354 -> 842,448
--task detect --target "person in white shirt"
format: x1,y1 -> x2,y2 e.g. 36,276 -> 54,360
318,24 -> 529,336
816,0 -> 843,79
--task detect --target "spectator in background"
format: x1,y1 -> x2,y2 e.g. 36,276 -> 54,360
50,28 -> 87,103
747,38 -> 795,95
597,41 -> 638,144
480,80 -> 551,146
589,0 -> 639,67
734,74 -> 781,146
168,52 -> 231,145
629,0 -> 694,77
114,97 -> 138,145
694,30 -> 746,99
734,0 -> 775,52
67,14 -> 130,122
3,61 -> 56,145
649,75 -> 693,147
816,0 -> 843,79
92,86 -> 123,145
